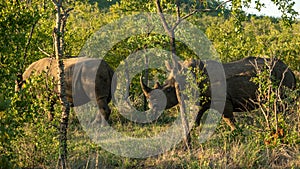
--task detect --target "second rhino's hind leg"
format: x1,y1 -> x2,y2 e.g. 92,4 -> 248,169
93,98 -> 111,126
223,101 -> 236,131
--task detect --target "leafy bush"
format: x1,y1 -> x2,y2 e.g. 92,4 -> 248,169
250,58 -> 299,146
1,73 -> 61,168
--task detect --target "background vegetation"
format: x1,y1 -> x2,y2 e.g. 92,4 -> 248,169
0,0 -> 299,168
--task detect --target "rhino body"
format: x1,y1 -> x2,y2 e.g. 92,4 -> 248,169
141,57 -> 296,130
22,57 -> 114,124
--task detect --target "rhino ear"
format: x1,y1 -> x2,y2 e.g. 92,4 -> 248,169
154,82 -> 161,89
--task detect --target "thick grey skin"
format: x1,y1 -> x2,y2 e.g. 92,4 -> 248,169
141,57 -> 296,130
22,57 -> 114,125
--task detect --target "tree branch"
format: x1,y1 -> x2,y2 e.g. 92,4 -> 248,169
38,47 -> 51,57
16,19 -> 39,92
172,10 -> 197,30
172,0 -> 232,30
175,0 -> 180,21
216,0 -> 232,10
23,20 -> 38,62
155,0 -> 172,36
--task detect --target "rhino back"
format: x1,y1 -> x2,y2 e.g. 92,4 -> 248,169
23,57 -> 81,80
223,56 -> 295,88
22,57 -> 113,106
23,58 -> 59,80
222,57 -> 295,112
222,57 -> 262,78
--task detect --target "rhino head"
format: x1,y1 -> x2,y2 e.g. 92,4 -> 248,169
140,59 -> 207,112
139,60 -> 193,111
140,76 -> 178,112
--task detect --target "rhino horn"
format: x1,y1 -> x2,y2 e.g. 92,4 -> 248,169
140,76 -> 152,98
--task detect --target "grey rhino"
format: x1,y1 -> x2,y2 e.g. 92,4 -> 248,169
140,57 -> 296,130
22,57 -> 114,125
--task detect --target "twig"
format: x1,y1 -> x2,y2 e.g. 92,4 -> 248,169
172,0 -> 231,30
23,20 -> 38,62
216,0 -> 232,10
175,0 -> 180,21
38,47 -> 51,57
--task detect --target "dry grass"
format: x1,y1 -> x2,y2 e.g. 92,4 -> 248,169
63,101 -> 300,169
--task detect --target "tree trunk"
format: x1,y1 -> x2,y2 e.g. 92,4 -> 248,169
52,0 -> 72,168
155,0 -> 190,150
143,53 -> 149,111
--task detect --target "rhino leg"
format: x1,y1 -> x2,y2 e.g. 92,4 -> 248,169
195,105 -> 210,126
93,98 -> 111,126
222,101 -> 236,131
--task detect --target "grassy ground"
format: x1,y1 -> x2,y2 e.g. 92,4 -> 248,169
67,75 -> 300,169
4,100 -> 300,168
5,75 -> 300,168
63,103 -> 300,169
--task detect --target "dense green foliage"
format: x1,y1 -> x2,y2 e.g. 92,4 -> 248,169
206,16 -> 300,71
0,0 -> 299,168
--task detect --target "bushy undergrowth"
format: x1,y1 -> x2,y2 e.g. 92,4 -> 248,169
250,58 -> 299,147
1,73 -> 61,168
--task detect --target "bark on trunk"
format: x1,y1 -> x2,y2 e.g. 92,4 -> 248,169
52,0 -> 72,168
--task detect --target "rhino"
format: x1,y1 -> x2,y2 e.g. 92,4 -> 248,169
21,57 -> 114,125
140,57 -> 296,130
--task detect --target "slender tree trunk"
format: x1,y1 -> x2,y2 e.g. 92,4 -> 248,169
143,52 -> 149,111
124,59 -> 130,99
52,0 -> 72,168
155,0 -> 190,150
